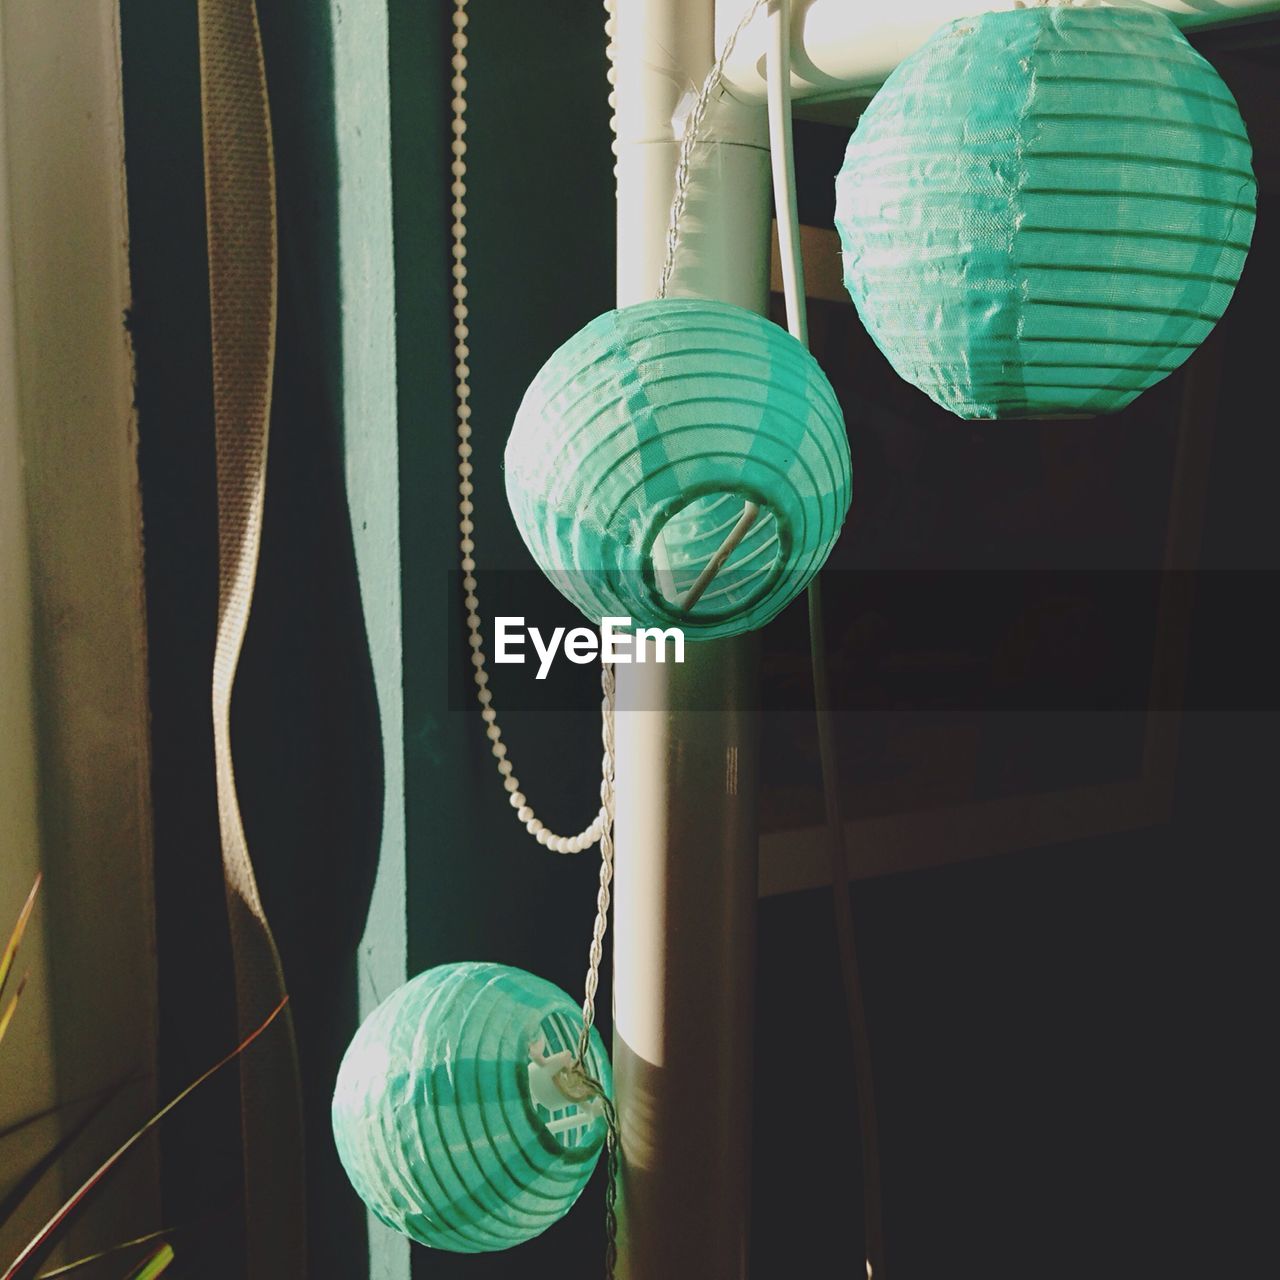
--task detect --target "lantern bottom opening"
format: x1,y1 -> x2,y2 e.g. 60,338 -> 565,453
645,488 -> 784,624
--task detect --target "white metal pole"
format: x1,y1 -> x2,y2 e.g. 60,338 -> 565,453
718,0 -> 1280,100
611,2 -> 771,1277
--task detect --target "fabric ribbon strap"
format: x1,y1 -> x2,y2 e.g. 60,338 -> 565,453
196,2 -> 306,1274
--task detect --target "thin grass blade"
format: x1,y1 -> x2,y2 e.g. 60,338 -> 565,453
0,974 -> 28,1050
0,1076 -> 135,1231
2,996 -> 288,1280
0,1077 -> 146,1147
121,1245 -> 172,1280
35,1203 -> 231,1279
0,875 -> 41,1007
35,1227 -> 168,1280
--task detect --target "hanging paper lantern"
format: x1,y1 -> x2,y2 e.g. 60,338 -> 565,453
505,298 -> 851,641
332,962 -> 611,1253
834,6 -> 1256,420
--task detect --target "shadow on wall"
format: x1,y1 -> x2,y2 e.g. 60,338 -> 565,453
124,0 -> 384,1274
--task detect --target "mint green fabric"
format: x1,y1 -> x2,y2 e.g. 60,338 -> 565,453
332,962 -> 611,1253
835,7 -> 1256,420
505,298 -> 851,640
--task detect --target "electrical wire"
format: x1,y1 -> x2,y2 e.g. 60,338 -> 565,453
766,2 -> 886,1276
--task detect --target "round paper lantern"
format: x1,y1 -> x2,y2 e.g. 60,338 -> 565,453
505,298 -> 851,641
332,962 -> 611,1253
835,6 -> 1256,420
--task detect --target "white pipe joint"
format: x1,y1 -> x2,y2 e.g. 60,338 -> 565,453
717,0 -> 1280,102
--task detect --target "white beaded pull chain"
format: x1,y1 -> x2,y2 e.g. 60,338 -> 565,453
451,0 -> 608,856
452,8 -> 619,1263
451,0 -> 762,846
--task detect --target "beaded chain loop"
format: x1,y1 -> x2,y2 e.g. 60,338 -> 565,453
451,0 -> 608,855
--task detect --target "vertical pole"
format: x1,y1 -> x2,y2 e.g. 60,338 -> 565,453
611,3 -> 770,1277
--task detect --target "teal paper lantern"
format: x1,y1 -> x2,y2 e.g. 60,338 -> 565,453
835,6 -> 1256,420
332,962 -> 611,1253
505,298 -> 851,640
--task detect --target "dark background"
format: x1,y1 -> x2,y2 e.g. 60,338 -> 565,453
120,2 -> 1276,1276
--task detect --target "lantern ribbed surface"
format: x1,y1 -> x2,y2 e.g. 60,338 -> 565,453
332,962 -> 611,1253
505,298 -> 851,640
835,6 -> 1256,420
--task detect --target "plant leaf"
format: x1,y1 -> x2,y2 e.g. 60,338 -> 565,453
35,1227 -> 168,1279
0,1075 -> 135,1230
121,1245 -> 172,1280
0,974 -> 29,1051
0,875 -> 40,1009
0,1077 -> 146,1148
35,1205 -> 231,1279
2,996 -> 289,1280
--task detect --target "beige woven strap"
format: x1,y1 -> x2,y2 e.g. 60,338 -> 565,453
197,2 -> 306,1274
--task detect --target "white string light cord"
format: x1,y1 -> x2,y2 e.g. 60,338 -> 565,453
766,3 -> 885,1277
